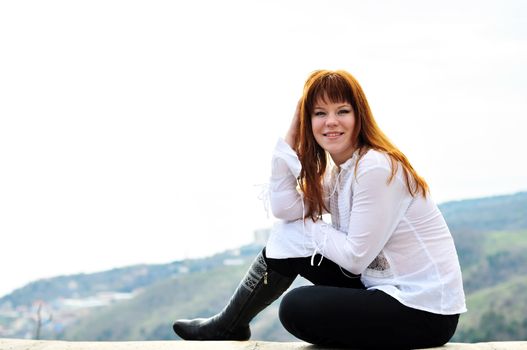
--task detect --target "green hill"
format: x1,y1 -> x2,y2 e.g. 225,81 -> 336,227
439,191 -> 527,233
60,261 -> 306,341
62,192 -> 527,342
453,275 -> 527,342
0,245 -> 262,307
1,191 -> 526,342
63,263 -> 250,340
460,230 -> 527,293
60,230 -> 527,343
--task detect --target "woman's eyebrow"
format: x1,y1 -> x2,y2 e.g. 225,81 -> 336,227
314,103 -> 351,109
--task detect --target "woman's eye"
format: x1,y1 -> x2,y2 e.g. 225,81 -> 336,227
314,111 -> 326,117
338,109 -> 351,115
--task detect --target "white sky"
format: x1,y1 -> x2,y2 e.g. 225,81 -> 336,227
1,0 -> 526,298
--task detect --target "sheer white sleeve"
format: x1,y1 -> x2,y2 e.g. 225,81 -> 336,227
269,138 -> 304,221
310,164 -> 411,275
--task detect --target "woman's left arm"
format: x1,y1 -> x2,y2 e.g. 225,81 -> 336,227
310,164 -> 411,275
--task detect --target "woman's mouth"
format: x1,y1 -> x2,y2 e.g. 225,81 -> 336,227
323,132 -> 344,139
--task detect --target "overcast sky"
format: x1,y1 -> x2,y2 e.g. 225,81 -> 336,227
1,0 -> 526,298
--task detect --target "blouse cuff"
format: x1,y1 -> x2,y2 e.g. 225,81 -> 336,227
271,137 -> 302,179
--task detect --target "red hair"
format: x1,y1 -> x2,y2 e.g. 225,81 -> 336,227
294,70 -> 429,220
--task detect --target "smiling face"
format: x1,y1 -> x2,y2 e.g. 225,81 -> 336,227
311,97 -> 356,166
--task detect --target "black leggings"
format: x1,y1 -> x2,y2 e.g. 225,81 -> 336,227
265,249 -> 459,349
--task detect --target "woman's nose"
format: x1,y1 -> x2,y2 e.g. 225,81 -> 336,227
326,113 -> 338,126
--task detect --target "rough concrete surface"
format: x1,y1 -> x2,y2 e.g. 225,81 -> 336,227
1,339 -> 527,350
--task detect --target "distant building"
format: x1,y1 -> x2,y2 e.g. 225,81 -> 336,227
253,228 -> 270,246
223,258 -> 245,266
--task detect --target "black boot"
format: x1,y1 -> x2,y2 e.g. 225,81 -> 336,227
172,249 -> 295,340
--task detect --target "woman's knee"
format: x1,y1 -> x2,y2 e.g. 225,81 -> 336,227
278,286 -> 313,338
278,286 -> 300,326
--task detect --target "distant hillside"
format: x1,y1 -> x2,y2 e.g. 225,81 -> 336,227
1,191 -> 526,342
438,191 -> 527,233
0,245 -> 262,307
60,263 -> 307,341
460,229 -> 527,293
63,263 -> 251,340
0,245 -> 266,339
440,192 -> 527,294
453,275 -> 527,342
61,229 -> 527,343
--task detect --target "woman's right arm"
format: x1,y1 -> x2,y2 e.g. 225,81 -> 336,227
269,101 -> 304,221
269,139 -> 304,220
284,99 -> 301,149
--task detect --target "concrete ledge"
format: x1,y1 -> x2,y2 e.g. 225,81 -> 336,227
1,339 -> 527,350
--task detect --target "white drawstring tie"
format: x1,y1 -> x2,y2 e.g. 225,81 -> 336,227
255,183 -> 271,219
308,166 -> 344,267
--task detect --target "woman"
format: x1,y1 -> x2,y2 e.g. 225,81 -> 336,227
173,70 -> 466,349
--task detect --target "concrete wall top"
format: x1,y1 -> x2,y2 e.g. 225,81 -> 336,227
1,339 -> 527,350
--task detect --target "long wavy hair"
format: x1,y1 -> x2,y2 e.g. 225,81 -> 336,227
294,70 -> 429,220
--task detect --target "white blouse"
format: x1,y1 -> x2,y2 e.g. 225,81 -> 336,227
266,138 -> 467,315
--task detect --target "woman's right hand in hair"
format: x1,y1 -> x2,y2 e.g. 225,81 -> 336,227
285,99 -> 301,149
